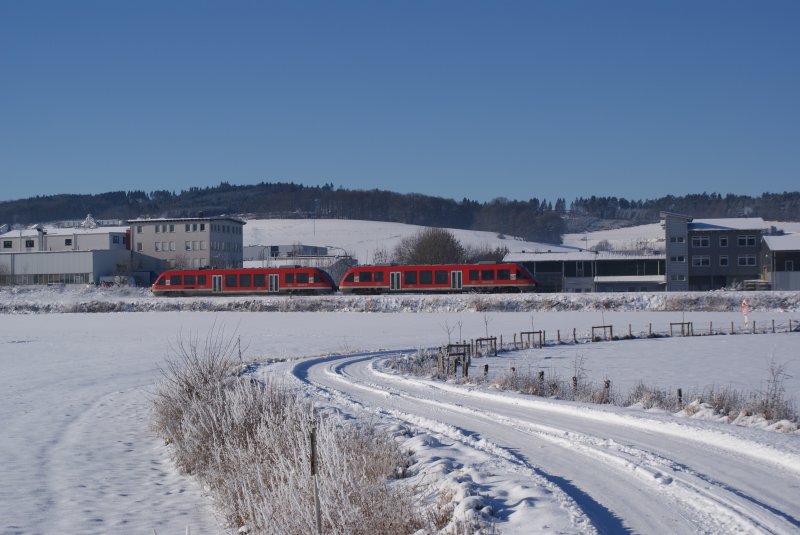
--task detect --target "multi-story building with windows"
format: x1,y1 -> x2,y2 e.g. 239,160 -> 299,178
128,216 -> 245,269
662,212 -> 769,291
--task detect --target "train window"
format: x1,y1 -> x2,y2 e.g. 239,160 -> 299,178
404,271 -> 417,284
155,278 -> 166,286
198,275 -> 207,285
360,271 -> 373,282
240,274 -> 251,287
344,273 -> 354,282
253,274 -> 265,287
170,275 -> 182,285
435,271 -> 448,284
497,269 -> 510,280
285,273 -> 295,284
184,275 -> 196,285
516,270 -> 527,280
481,270 -> 494,281
469,270 -> 479,281
297,273 -> 309,284
225,274 -> 237,287
419,270 -> 432,284
374,272 -> 384,282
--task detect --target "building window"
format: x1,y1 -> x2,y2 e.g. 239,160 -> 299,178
719,256 -> 729,267
64,239 -> 72,246
691,236 -> 710,248
185,241 -> 191,251
670,236 -> 685,243
2,241 -> 11,248
137,242 -> 142,251
787,260 -> 795,271
719,236 -> 728,247
738,235 -> 756,247
193,223 -> 198,232
738,255 -> 757,266
170,241 -> 176,251
186,224 -> 191,232
25,239 -> 34,248
200,241 -> 206,250
200,223 -> 205,231
137,225 -> 143,233
670,255 -> 686,263
691,255 -> 711,267
112,235 -> 120,244
155,226 -> 160,233
155,242 -> 161,252
670,274 -> 686,281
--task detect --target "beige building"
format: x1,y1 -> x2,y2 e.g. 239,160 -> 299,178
128,216 -> 245,269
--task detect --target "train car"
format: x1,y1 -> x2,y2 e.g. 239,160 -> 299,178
338,263 -> 538,294
151,267 -> 336,296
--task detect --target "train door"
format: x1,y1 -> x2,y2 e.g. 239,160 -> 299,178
390,271 -> 401,291
450,270 -> 462,290
212,275 -> 223,293
268,274 -> 279,293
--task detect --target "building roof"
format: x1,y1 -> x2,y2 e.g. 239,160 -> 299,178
505,250 -> 665,263
687,217 -> 767,231
763,233 -> 800,252
0,226 -> 129,238
127,216 -> 245,224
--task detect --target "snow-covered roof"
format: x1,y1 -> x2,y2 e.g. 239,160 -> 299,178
0,226 -> 129,238
763,233 -> 800,252
688,218 -> 767,231
128,216 -> 245,224
594,275 -> 666,284
505,250 -> 665,262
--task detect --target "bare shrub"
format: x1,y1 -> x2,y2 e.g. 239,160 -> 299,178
386,349 -> 440,378
152,331 -> 428,534
624,382 -> 679,411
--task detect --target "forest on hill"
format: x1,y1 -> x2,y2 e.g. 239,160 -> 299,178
1,182 -> 798,244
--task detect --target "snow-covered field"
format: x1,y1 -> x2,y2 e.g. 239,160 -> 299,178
1,287 -> 799,534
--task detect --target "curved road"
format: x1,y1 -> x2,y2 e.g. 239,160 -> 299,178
270,351 -> 800,535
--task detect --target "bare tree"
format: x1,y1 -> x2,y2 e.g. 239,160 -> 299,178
392,227 -> 466,264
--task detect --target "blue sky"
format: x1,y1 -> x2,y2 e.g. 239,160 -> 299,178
1,1 -> 798,203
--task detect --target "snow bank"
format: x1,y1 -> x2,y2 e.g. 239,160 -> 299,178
2,286 -> 800,314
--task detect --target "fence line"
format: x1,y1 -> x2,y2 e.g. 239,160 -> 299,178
450,317 -> 800,359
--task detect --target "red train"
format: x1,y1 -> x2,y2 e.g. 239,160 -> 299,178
338,263 -> 537,294
151,267 -> 337,296
151,263 -> 538,296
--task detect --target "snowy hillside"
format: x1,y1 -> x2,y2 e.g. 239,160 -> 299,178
243,218 -> 576,263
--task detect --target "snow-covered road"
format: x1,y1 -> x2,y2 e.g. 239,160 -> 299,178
274,350 -> 800,534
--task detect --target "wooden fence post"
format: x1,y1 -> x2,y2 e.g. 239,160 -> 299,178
772,319 -> 776,334
628,324 -> 632,338
731,321 -> 734,334
573,328 -> 577,343
557,330 -> 561,343
603,379 -> 610,403
484,364 -> 489,377
310,423 -> 322,535
677,388 -> 683,407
